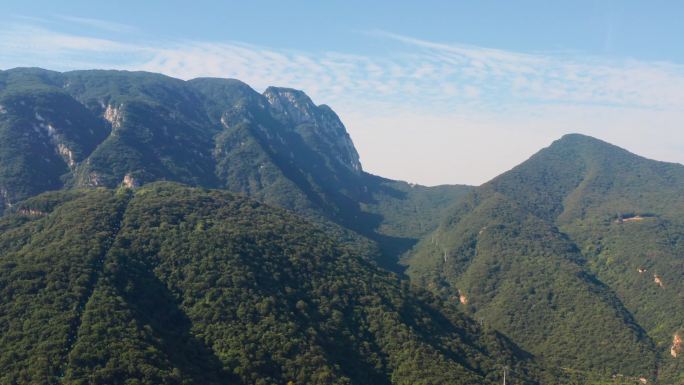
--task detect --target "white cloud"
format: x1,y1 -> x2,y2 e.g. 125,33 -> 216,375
0,21 -> 682,185
1,25 -> 110,51
56,15 -> 139,34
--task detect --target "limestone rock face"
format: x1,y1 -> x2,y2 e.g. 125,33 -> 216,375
263,87 -> 362,174
104,104 -> 123,129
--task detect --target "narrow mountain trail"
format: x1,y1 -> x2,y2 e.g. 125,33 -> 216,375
56,190 -> 134,380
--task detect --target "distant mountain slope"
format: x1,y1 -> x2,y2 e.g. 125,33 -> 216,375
407,134 -> 684,383
0,68 -> 469,268
0,183 -> 540,385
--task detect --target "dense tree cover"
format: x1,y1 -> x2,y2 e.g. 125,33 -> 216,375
358,176 -> 472,270
0,183 -> 543,384
407,191 -> 657,377
407,134 -> 684,383
4,68 -> 682,384
0,188 -> 130,384
0,68 -> 467,268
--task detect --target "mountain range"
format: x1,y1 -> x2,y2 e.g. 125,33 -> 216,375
0,67 -> 683,384
0,68 -> 469,271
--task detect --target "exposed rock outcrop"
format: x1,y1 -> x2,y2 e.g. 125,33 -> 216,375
122,174 -> 139,189
86,172 -> 103,187
458,290 -> 468,304
671,333 -> 682,358
57,143 -> 76,168
104,104 -> 123,129
35,114 -> 78,168
18,208 -> 47,217
263,87 -> 362,174
654,274 -> 664,288
263,87 -> 317,126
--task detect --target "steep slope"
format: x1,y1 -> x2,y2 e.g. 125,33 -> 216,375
485,135 -> 684,383
0,183 -> 541,385
0,70 -> 110,208
189,77 -> 366,219
0,68 -> 220,203
407,134 -> 684,382
0,68 -> 468,268
65,70 -> 221,189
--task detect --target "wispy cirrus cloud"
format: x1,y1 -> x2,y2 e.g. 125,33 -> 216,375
1,24 -> 137,52
0,17 -> 682,184
56,15 -> 139,33
371,30 -> 684,110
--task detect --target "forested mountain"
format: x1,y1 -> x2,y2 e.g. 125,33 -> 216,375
406,134 -> 684,383
0,68 -> 469,269
0,183 -> 540,385
2,67 -> 684,384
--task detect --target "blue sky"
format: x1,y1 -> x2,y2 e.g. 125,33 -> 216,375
1,0 -> 683,185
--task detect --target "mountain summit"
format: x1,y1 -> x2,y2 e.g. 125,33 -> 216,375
406,132 -> 684,382
0,69 -> 363,212
263,86 -> 362,174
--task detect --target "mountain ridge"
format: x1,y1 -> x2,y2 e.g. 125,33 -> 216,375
0,67 -> 471,271
406,131 -> 684,383
2,67 -> 684,384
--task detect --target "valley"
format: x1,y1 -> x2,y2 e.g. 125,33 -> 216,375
0,68 -> 683,384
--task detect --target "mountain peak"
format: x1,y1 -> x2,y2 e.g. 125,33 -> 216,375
556,132 -> 600,143
485,131 -> 684,224
263,86 -> 318,125
189,77 -> 256,98
263,86 -> 309,98
547,133 -> 632,158
263,86 -> 362,174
